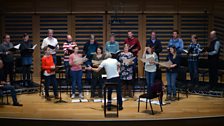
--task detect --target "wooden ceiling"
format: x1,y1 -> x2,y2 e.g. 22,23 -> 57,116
0,0 -> 223,14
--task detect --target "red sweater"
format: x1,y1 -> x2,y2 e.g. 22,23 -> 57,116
124,37 -> 141,56
42,55 -> 55,75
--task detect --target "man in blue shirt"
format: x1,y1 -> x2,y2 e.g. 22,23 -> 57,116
105,34 -> 119,54
168,30 -> 184,54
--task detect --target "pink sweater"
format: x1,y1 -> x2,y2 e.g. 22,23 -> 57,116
69,53 -> 82,71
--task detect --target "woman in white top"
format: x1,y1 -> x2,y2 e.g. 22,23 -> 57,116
142,45 -> 158,94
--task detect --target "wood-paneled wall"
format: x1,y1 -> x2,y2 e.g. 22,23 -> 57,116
0,0 -> 223,78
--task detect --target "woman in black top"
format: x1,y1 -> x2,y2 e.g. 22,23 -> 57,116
91,47 -> 105,98
20,33 -> 33,87
166,45 -> 180,101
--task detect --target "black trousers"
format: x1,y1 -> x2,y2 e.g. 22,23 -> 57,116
3,61 -> 14,82
209,61 -> 218,86
22,65 -> 31,84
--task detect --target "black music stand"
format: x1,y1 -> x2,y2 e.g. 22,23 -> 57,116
55,66 -> 67,103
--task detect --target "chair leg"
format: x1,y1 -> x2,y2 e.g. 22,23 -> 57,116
186,89 -> 189,98
145,98 -> 148,109
149,100 -> 154,115
104,87 -> 106,117
132,84 -> 135,97
138,97 -> 140,112
6,93 -> 9,105
177,91 -> 180,100
158,97 -> 163,112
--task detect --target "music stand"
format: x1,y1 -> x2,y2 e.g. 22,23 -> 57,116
55,56 -> 67,103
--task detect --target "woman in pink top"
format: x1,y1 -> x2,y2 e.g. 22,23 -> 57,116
69,46 -> 87,99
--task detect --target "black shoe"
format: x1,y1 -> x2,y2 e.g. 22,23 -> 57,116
13,102 -> 23,106
119,106 -> 123,110
45,96 -> 51,101
165,96 -> 171,101
171,97 -> 177,101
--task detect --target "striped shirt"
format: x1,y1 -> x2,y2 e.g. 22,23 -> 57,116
63,41 -> 77,62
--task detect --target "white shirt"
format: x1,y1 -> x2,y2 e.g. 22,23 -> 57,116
41,37 -> 58,54
144,52 -> 158,73
99,58 -> 120,79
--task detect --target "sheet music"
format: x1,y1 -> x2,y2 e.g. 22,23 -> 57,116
92,60 -> 103,66
14,44 -> 20,49
158,60 -> 173,68
140,57 -> 155,63
32,44 -> 37,50
93,99 -> 102,102
71,99 -> 80,103
183,49 -> 188,53
73,56 -> 87,65
122,57 -> 135,65
80,99 -> 88,102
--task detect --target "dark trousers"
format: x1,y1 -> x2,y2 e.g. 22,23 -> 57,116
188,61 -> 199,84
3,61 -> 14,83
44,75 -> 58,97
64,61 -> 70,85
209,61 -> 218,86
107,77 -> 122,107
1,84 -> 18,104
91,76 -> 103,97
22,65 -> 32,85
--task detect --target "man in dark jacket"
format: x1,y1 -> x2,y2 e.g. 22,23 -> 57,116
146,31 -> 163,60
0,34 -> 14,83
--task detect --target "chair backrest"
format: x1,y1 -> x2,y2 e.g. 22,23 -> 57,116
177,67 -> 187,82
150,80 -> 163,97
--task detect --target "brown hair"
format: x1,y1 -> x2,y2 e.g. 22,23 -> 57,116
147,45 -> 155,54
191,34 -> 198,39
173,30 -> 179,34
3,34 -> 10,39
23,33 -> 29,38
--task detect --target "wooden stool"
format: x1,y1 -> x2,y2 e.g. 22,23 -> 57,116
103,82 -> 119,117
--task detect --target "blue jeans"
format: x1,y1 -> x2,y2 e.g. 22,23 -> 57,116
188,61 -> 198,84
64,61 -> 70,83
70,70 -> 83,94
44,75 -> 58,97
107,77 -> 123,107
166,72 -> 177,97
145,71 -> 156,94
1,85 -> 18,104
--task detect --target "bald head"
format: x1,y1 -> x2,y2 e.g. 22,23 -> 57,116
67,35 -> 73,42
210,30 -> 217,40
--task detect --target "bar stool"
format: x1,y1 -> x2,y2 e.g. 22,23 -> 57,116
103,81 -> 119,117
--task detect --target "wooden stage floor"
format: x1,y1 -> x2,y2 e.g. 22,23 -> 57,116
0,92 -> 224,121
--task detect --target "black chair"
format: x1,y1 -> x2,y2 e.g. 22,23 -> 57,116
13,57 -> 33,86
13,57 -> 23,82
176,66 -> 189,100
0,88 -> 10,105
137,80 -> 163,115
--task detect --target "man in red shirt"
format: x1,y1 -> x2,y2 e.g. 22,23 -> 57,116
124,31 -> 141,79
124,31 -> 141,57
